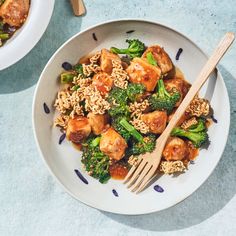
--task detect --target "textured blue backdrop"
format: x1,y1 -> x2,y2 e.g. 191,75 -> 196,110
0,0 -> 236,235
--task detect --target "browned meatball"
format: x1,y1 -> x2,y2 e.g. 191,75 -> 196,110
66,117 -> 91,143
100,128 -> 127,161
142,45 -> 174,78
163,137 -> 188,161
87,112 -> 109,135
126,58 -> 162,92
100,49 -> 121,74
92,72 -> 113,96
168,109 -> 190,125
0,0 -> 30,27
141,110 -> 167,134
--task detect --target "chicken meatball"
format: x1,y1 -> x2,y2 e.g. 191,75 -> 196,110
142,45 -> 174,78
168,109 -> 190,125
163,137 -> 188,161
0,0 -> 30,27
141,110 -> 167,134
87,112 -> 109,135
100,49 -> 121,74
92,72 -> 113,96
100,128 -> 127,161
66,116 -> 91,143
126,58 -> 162,92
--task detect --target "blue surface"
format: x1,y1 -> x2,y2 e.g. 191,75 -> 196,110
0,0 -> 236,235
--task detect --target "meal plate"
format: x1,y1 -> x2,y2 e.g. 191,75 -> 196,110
0,0 -> 55,70
32,19 -> 230,215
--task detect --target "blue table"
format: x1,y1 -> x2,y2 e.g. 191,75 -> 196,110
0,1 -> 236,235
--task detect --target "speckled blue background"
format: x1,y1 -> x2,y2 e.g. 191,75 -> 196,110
0,0 -> 236,235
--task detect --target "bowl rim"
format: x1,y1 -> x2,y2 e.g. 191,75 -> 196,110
0,0 -> 55,70
32,18 -> 230,215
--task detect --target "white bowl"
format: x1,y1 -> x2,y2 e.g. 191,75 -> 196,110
33,19 -> 230,215
0,0 -> 55,70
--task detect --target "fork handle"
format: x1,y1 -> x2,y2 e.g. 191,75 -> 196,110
70,0 -> 86,16
159,32 -> 234,144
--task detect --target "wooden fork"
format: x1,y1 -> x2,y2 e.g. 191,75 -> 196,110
124,32 -> 235,194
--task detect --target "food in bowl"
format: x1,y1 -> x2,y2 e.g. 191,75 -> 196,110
0,0 -> 30,46
53,39 -> 213,183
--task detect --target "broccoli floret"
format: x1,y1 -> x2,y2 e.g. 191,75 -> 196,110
110,39 -> 145,58
108,84 -> 145,107
149,79 -> 181,114
109,103 -> 130,118
171,126 -> 209,148
108,87 -> 130,122
116,119 -> 157,156
188,118 -> 206,133
73,64 -> 84,75
81,137 -> 110,183
126,83 -> 145,102
90,136 -> 101,147
108,87 -> 128,105
119,118 -> 143,142
60,64 -> 85,84
112,117 -> 131,141
108,87 -> 132,139
131,134 -> 156,155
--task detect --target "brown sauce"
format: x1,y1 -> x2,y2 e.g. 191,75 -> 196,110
175,67 -> 192,94
109,163 -> 128,180
78,52 -> 96,64
206,118 -> 213,128
72,142 -> 82,151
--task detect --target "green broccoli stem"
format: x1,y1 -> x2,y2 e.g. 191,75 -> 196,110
146,52 -> 157,66
73,64 -> 84,75
72,85 -> 80,91
91,137 -> 101,147
60,72 -> 75,83
158,79 -> 170,98
0,33 -> 9,40
188,119 -> 206,132
110,47 -> 128,55
119,118 -> 143,142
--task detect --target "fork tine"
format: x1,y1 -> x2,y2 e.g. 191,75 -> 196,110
123,157 -> 142,184
126,160 -> 147,188
135,169 -> 156,193
129,164 -> 153,192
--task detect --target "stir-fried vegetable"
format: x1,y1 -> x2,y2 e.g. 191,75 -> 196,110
0,33 -> 9,40
110,39 -> 145,58
108,87 -> 128,105
171,119 -> 209,148
149,79 -> 180,114
112,116 -> 131,141
60,72 -> 76,83
81,136 -> 110,183
130,134 -> 156,155
126,83 -> 145,102
73,64 -> 84,75
119,118 -> 143,142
